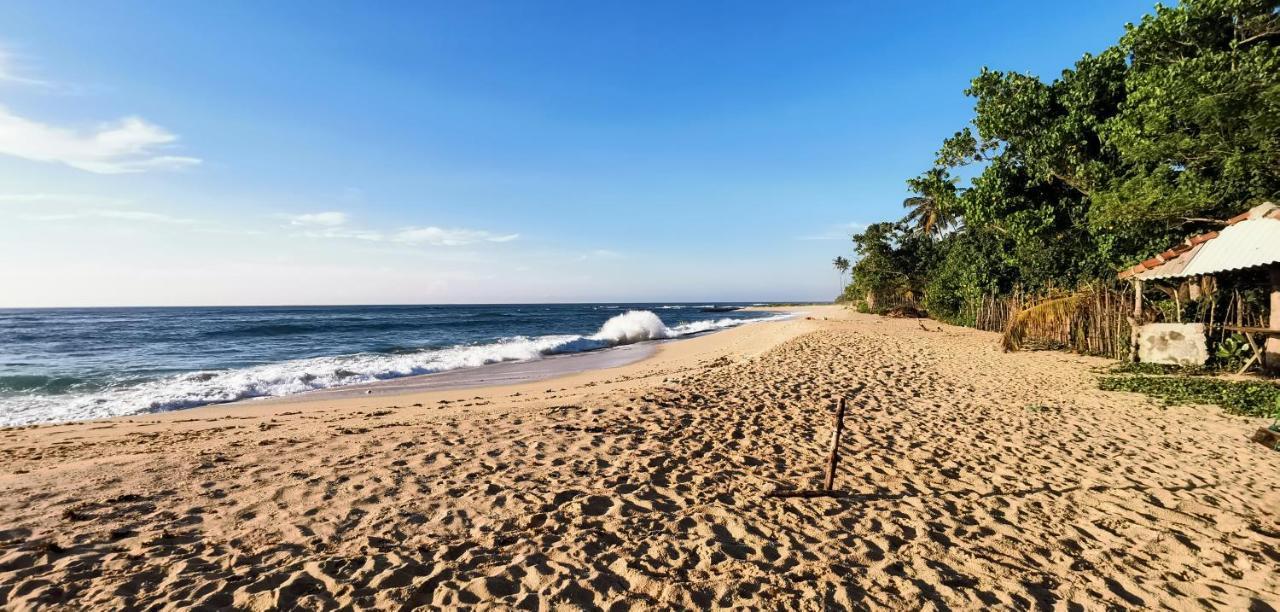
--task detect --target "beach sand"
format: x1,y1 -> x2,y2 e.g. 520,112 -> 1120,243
2,305 -> 1278,610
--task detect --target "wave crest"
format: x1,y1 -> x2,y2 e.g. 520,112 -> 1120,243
590,310 -> 672,344
0,309 -> 792,425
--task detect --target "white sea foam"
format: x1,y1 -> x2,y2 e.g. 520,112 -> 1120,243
590,310 -> 672,343
0,310 -> 794,426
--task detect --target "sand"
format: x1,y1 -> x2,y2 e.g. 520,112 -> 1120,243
1,305 -> 1278,610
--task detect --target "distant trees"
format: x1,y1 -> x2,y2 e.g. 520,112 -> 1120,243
838,0 -> 1280,324
831,256 -> 850,299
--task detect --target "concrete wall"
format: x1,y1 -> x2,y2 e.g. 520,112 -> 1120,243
1138,323 -> 1209,367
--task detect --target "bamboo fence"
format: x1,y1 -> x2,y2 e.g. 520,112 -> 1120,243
961,282 -> 1268,360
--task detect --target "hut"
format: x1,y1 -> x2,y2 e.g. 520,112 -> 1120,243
1118,202 -> 1280,372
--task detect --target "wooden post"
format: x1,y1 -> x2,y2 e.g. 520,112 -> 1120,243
823,397 -> 848,491
1266,267 -> 1280,372
1129,279 -> 1143,362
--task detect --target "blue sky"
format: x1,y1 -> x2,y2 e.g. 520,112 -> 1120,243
0,1 -> 1155,306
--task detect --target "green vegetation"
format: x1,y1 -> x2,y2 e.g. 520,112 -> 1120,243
1103,361 -> 1211,377
1099,374 -> 1280,417
840,0 -> 1280,326
1213,333 -> 1255,371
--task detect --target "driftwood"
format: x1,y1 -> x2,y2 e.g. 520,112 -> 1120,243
767,395 -> 854,499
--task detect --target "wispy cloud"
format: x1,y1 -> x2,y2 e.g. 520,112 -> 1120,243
0,106 -> 201,174
21,209 -> 197,224
0,48 -> 50,88
798,222 -> 866,241
285,211 -> 349,227
281,211 -> 518,247
0,192 -> 132,206
392,227 -> 519,246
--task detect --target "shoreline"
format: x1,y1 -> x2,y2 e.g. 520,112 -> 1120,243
2,307 -> 802,429
8,307 -> 809,429
245,307 -> 803,409
251,341 -> 660,406
3,305 -> 1276,609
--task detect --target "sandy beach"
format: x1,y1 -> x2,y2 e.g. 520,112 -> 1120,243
2,305 -> 1278,610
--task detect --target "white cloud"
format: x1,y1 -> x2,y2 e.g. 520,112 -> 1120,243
21,209 -> 196,224
277,212 -> 517,247
798,222 -> 867,241
281,211 -> 381,240
286,211 -> 349,227
0,192 -> 131,206
393,227 -> 519,246
0,48 -> 49,88
0,106 -> 201,174
299,227 -> 385,241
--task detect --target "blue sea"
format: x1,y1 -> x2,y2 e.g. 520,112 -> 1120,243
0,304 -> 787,426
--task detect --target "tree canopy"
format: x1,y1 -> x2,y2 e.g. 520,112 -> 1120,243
842,0 -> 1280,325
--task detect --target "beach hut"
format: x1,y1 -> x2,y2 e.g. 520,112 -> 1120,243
1118,202 -> 1280,372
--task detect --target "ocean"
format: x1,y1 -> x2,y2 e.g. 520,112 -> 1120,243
0,303 -> 788,426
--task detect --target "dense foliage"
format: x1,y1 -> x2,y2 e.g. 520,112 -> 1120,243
842,0 -> 1280,325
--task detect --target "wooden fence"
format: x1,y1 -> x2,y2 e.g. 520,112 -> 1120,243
958,281 -> 1270,360
964,286 -> 1133,360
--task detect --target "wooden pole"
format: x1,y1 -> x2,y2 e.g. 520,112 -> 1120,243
1266,266 -> 1280,372
1129,279 -> 1143,362
823,397 -> 848,491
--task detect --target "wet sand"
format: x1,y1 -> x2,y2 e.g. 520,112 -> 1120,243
258,341 -> 659,404
1,306 -> 1278,610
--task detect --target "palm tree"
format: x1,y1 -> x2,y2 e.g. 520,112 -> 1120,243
903,168 -> 960,237
832,256 -> 850,298
902,194 -> 951,237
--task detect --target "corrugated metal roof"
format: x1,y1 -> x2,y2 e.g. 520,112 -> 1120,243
1134,243 -> 1203,280
1121,202 -> 1280,281
1133,216 -> 1280,280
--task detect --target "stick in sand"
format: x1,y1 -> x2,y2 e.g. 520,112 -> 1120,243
823,396 -> 848,491
767,394 -> 853,499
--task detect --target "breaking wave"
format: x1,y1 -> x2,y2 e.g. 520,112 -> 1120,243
1,310 -> 792,426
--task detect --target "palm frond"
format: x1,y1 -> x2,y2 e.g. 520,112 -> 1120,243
1001,288 -> 1095,352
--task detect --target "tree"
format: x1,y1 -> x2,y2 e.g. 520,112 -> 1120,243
902,168 -> 960,236
839,0 -> 1280,327
832,256 -> 851,298
848,222 -> 938,311
1093,0 -> 1280,230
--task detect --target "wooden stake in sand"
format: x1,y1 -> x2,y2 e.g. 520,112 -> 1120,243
766,395 -> 853,499
823,396 -> 848,491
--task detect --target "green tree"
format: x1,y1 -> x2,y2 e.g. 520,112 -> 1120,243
902,168 -> 961,236
1094,0 -> 1280,230
831,256 -> 851,299
839,0 -> 1280,330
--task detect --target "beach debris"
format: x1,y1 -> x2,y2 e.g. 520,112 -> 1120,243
766,390 -> 860,499
1250,427 -> 1280,451
884,305 -> 926,318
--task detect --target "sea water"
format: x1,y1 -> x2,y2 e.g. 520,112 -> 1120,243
0,304 -> 787,425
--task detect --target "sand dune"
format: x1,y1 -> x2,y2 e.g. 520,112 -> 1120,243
1,306 -> 1278,610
